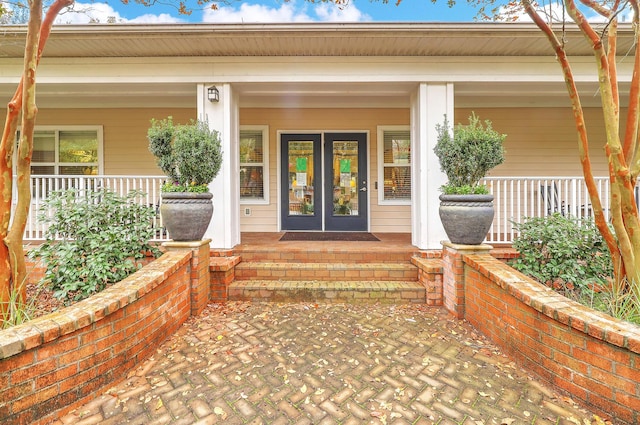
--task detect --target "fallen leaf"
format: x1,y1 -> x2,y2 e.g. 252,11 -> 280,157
300,384 -> 307,394
155,399 -> 163,410
500,419 -> 515,425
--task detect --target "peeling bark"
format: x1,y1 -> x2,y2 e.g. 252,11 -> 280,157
0,0 -> 74,320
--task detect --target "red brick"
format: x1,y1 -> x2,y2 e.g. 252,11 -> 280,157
36,364 -> 78,389
11,358 -> 56,385
574,374 -> 613,399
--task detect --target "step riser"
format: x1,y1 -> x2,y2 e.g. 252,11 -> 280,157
228,284 -> 425,304
235,268 -> 418,281
233,250 -> 416,263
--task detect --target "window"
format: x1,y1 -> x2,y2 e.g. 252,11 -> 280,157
378,126 -> 411,203
25,126 -> 103,175
239,126 -> 269,204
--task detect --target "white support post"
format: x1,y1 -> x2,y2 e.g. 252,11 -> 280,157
197,83 -> 241,249
410,83 -> 453,249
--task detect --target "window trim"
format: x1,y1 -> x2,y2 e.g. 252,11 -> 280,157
377,125 -> 411,205
239,125 -> 269,205
20,125 -> 104,175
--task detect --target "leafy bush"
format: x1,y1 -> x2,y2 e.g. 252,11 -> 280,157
29,189 -> 162,303
510,214 -> 613,295
148,116 -> 223,191
511,214 -> 640,325
434,113 -> 506,193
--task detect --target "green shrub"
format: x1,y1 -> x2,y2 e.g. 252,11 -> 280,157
148,116 -> 223,191
510,214 -> 613,295
29,189 -> 162,303
434,113 -> 506,193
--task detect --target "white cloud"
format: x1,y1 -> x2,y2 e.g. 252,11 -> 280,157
314,2 -> 371,22
203,2 -> 314,23
203,1 -> 370,23
53,2 -> 184,24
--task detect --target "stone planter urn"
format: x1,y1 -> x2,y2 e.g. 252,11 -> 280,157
439,194 -> 494,245
160,192 -> 213,241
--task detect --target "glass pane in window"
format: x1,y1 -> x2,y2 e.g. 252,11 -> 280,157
59,131 -> 98,164
240,166 -> 264,199
288,141 -> 315,216
240,131 -> 264,164
383,166 -> 411,200
60,165 -> 98,175
383,131 -> 411,165
32,131 -> 55,162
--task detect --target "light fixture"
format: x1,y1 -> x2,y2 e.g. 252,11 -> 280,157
207,86 -> 220,103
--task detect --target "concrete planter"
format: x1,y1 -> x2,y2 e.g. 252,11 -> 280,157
160,192 -> 213,241
439,194 -> 494,245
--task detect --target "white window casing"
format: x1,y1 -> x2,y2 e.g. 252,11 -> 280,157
377,125 -> 411,205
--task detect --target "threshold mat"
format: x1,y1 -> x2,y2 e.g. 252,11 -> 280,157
279,232 -> 380,242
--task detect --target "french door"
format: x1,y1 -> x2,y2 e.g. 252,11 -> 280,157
280,132 -> 368,231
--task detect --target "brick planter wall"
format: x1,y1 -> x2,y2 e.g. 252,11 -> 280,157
0,250 -> 195,425
460,253 -> 640,424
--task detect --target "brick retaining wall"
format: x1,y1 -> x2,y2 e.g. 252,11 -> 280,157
0,250 -> 195,425
459,252 -> 640,424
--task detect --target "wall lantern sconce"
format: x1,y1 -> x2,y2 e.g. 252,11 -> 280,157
207,86 -> 220,103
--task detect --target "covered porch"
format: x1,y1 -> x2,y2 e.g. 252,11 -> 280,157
19,174 -> 613,246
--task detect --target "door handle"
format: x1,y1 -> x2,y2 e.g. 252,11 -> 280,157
359,181 -> 367,192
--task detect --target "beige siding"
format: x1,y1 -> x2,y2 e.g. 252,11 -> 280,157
240,108 -> 411,233
2,104 -> 614,235
5,108 -> 196,175
455,107 -> 609,177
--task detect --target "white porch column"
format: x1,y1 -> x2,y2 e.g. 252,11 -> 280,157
410,83 -> 453,249
197,83 -> 241,249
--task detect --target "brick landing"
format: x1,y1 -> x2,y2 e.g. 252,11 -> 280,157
227,232 -> 430,303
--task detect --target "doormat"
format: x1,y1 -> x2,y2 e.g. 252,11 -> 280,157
280,232 -> 380,242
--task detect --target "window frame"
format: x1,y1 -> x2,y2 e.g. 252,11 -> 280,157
19,125 -> 104,175
377,125 -> 412,205
239,125 -> 269,205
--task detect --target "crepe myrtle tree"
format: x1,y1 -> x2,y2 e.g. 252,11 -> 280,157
455,0 -> 640,294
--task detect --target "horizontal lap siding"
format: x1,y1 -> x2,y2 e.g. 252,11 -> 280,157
455,107 -> 610,177
29,108 -> 196,175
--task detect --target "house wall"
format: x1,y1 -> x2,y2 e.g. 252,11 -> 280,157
240,107 -> 412,233
22,108 -> 196,175
1,104 -> 611,235
455,107 -> 610,177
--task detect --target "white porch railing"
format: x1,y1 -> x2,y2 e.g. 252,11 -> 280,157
16,175 -> 169,242
482,176 -> 613,244
11,175 -> 618,244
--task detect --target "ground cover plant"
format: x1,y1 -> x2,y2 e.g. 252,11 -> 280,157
510,214 -> 640,325
28,189 -> 161,304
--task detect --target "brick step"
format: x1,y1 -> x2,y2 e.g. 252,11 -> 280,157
232,247 -> 418,263
228,280 -> 426,304
234,261 -> 418,281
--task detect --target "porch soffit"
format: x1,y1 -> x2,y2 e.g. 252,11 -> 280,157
0,22 -> 635,59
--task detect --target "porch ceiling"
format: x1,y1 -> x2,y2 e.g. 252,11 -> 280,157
0,22 -> 635,59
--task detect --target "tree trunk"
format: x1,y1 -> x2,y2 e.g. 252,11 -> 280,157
0,0 -> 74,320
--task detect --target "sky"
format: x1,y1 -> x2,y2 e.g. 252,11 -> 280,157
50,0 -> 484,25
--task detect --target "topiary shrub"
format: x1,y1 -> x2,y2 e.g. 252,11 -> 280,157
29,189 -> 162,303
434,113 -> 506,194
148,116 -> 223,192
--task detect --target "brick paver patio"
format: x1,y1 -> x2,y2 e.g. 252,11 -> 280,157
53,302 -> 597,424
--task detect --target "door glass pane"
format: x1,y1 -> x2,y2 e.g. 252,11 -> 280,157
288,141 -> 315,216
332,141 -> 358,216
